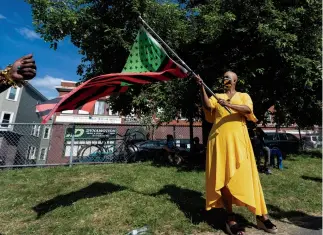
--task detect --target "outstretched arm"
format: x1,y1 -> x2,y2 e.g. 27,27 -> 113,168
0,54 -> 37,93
195,75 -> 212,111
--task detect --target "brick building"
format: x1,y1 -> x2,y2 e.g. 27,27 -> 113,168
46,80 -> 202,164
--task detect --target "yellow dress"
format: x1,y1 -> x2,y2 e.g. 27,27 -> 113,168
204,92 -> 268,216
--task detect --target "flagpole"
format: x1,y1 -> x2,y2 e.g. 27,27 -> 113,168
138,16 -> 231,114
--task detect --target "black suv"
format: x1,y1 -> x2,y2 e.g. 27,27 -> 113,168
263,132 -> 300,155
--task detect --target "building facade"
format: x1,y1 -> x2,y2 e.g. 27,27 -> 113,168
45,80 -> 203,164
0,83 -> 51,166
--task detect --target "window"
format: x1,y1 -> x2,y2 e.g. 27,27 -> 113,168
62,110 -> 73,114
264,111 -> 272,123
176,110 -> 186,120
264,133 -> 277,141
78,110 -> 89,114
31,125 -> 40,137
27,146 -> 37,159
39,148 -> 47,160
0,112 -> 13,127
287,134 -> 298,141
43,127 -> 51,139
279,133 -> 288,140
94,101 -> 105,115
6,87 -> 19,101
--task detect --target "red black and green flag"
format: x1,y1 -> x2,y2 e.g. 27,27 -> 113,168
36,96 -> 96,119
39,27 -> 188,123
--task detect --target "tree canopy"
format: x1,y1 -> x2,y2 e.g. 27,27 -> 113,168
26,0 -> 322,127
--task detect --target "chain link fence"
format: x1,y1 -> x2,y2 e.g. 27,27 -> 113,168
1,123 -> 318,168
0,123 -> 202,168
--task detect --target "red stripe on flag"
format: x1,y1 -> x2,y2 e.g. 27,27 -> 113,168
36,103 -> 58,112
56,86 -> 116,112
162,59 -> 175,71
80,100 -> 96,113
42,69 -> 187,123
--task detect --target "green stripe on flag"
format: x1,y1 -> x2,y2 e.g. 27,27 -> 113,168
121,81 -> 134,86
122,27 -> 168,73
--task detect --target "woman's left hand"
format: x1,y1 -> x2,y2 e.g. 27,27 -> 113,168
218,98 -> 230,107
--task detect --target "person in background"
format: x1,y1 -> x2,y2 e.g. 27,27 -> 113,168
163,134 -> 183,165
191,137 -> 205,153
254,127 -> 271,174
252,129 -> 262,166
164,134 -> 176,152
0,54 -> 37,92
190,137 -> 205,165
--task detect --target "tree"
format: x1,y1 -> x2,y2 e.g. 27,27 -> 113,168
182,0 -> 321,128
27,0 -> 321,129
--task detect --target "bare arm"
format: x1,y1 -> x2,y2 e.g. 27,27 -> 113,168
218,99 -> 251,115
199,85 -> 212,111
195,75 -> 212,111
227,103 -> 251,115
0,54 -> 37,93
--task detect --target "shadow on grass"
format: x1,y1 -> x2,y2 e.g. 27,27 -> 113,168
298,150 -> 322,158
33,182 -> 126,218
149,184 -> 251,232
150,160 -> 205,172
268,204 -> 322,230
145,150 -> 206,172
301,175 -> 322,183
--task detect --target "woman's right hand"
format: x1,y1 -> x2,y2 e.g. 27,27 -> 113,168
10,54 -> 37,82
194,74 -> 203,87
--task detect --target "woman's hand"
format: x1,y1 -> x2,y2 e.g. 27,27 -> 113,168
10,54 -> 37,82
194,74 -> 203,87
218,98 -> 230,107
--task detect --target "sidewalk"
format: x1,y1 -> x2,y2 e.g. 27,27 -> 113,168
196,215 -> 322,235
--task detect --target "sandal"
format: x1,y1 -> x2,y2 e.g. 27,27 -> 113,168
256,216 -> 278,234
225,213 -> 245,235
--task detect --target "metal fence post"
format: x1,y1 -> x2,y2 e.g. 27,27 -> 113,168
69,124 -> 76,167
173,125 -> 176,140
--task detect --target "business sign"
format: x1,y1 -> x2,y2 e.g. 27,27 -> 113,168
56,115 -> 122,124
65,127 -> 117,140
123,117 -> 140,124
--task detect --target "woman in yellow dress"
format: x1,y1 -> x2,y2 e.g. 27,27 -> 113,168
195,72 -> 278,235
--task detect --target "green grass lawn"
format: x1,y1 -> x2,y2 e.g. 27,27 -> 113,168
0,152 -> 321,235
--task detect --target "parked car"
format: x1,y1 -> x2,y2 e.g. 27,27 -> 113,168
302,135 -> 322,150
263,132 -> 300,156
137,139 -> 189,151
134,139 -> 190,162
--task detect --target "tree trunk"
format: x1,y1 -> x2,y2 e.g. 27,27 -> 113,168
202,118 -> 212,146
189,117 -> 194,152
298,126 -> 302,139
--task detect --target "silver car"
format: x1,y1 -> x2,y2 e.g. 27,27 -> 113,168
302,135 -> 322,150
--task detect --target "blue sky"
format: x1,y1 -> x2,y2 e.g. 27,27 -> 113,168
0,0 -> 82,99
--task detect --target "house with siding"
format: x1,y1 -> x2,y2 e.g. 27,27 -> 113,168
0,83 -> 51,166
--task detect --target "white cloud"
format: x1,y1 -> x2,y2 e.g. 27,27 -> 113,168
31,75 -> 62,89
30,75 -> 63,99
0,14 -> 6,19
15,27 -> 40,40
